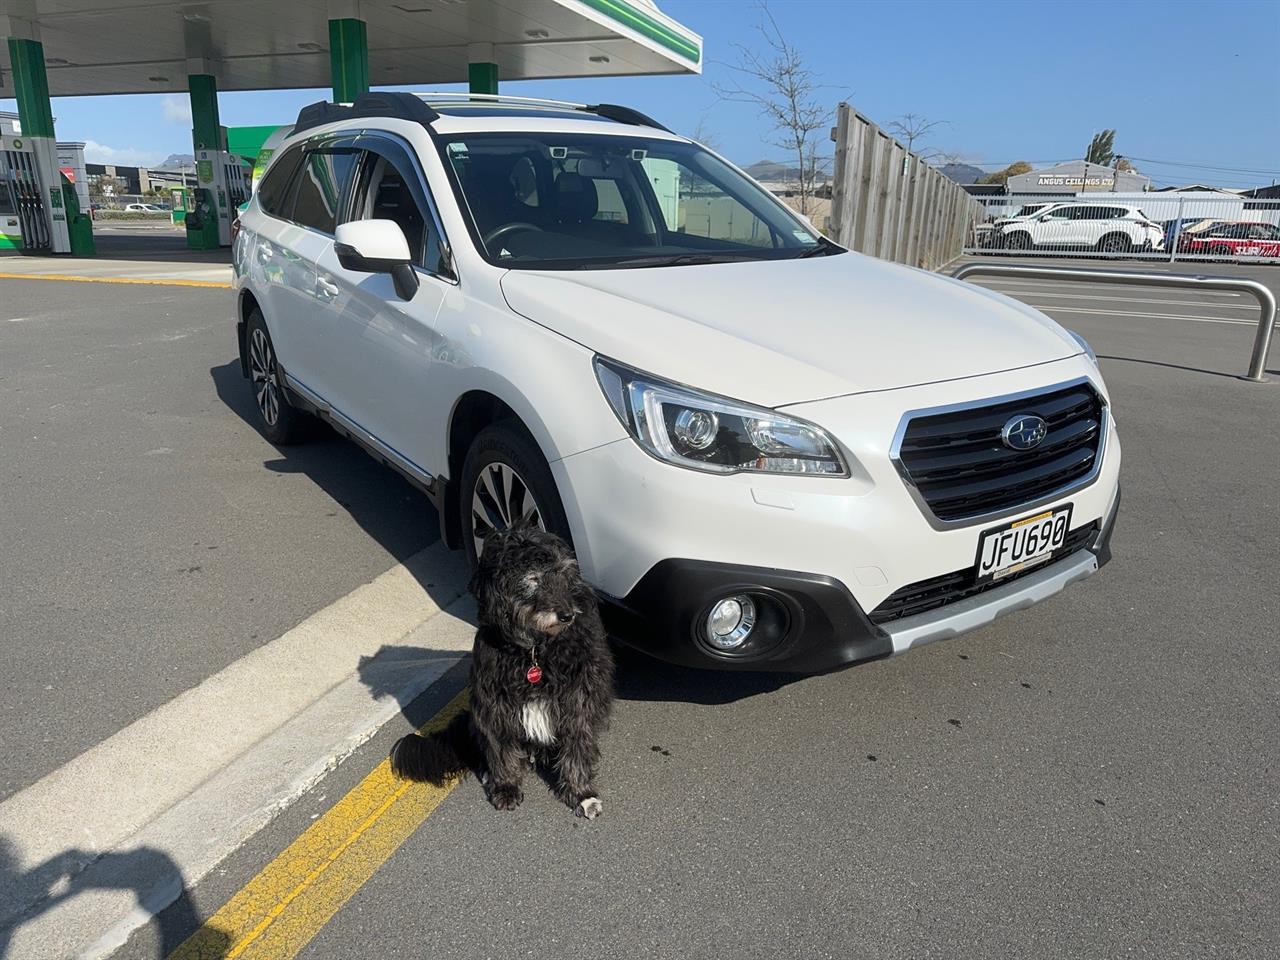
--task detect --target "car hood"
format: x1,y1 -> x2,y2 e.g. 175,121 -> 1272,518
499,252 -> 1081,408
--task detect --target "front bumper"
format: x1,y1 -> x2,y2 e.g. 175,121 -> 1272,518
604,485 -> 1120,672
558,357 -> 1120,672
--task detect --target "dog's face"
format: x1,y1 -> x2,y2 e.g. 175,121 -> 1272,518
472,528 -> 591,647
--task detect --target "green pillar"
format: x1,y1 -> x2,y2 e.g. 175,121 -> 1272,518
328,18 -> 369,102
7,37 -> 56,138
188,73 -> 221,150
468,61 -> 499,96
187,73 -> 223,250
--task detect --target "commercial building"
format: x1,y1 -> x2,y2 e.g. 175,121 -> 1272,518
1007,160 -> 1151,194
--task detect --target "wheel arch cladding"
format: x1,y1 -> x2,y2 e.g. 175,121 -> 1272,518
237,288 -> 262,379
443,389 -> 552,550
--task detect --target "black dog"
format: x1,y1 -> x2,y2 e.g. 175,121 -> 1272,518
390,527 -> 615,818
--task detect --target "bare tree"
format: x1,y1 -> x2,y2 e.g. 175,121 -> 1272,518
886,113 -> 948,157
689,114 -> 721,152
712,2 -> 830,215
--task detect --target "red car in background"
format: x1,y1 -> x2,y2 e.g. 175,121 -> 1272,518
1178,221 -> 1280,259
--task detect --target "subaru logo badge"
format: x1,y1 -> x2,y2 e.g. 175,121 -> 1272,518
1001,414 -> 1047,451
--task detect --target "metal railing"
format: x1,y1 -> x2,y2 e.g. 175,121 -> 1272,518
968,194 -> 1280,264
951,263 -> 1277,383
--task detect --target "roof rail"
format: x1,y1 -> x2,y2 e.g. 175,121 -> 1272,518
411,91 -> 589,110
409,91 -> 671,132
293,91 -> 440,136
584,103 -> 670,133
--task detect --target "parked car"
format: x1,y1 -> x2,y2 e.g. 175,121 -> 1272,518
994,203 -> 1164,253
232,92 -> 1121,672
1178,221 -> 1280,259
979,202 -> 1066,248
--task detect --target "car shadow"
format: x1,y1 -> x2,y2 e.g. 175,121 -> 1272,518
0,835 -> 230,958
210,359 -> 452,600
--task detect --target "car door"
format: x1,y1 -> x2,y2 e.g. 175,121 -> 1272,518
314,132 -> 454,482
1035,205 -> 1077,247
255,140 -> 360,393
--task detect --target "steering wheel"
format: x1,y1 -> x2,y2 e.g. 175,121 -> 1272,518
483,221 -> 544,249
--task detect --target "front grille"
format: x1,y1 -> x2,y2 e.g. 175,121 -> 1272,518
869,523 -> 1098,625
894,381 -> 1104,522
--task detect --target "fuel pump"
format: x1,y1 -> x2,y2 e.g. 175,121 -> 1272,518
186,129 -> 251,249
0,130 -> 68,252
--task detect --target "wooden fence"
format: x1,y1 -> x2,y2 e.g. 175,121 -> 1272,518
828,102 -> 983,270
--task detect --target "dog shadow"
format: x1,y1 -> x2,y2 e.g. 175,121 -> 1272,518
0,835 -> 230,958
209,359 -> 456,606
356,637 -> 801,713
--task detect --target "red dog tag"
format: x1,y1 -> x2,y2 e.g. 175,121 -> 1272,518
526,665 -> 543,684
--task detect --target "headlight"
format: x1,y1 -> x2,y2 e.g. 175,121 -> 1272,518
594,357 -> 848,476
1068,330 -> 1097,365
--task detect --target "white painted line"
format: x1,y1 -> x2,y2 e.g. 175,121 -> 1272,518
977,277 -> 1247,298
0,542 -> 473,958
1027,303 -> 1270,327
983,289 -> 1255,310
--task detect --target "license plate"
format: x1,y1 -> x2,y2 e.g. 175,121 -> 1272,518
974,504 -> 1073,583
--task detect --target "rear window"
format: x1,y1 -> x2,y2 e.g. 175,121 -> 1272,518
257,146 -> 304,216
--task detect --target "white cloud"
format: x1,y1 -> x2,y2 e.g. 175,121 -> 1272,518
83,139 -> 158,167
161,95 -> 192,125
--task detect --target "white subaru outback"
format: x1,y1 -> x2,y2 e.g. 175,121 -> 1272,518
233,92 -> 1121,672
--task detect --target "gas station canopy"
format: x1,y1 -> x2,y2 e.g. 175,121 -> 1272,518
0,0 -> 701,97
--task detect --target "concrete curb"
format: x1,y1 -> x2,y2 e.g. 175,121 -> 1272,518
0,544 -> 474,957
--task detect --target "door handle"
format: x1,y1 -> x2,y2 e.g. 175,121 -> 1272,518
316,276 -> 340,301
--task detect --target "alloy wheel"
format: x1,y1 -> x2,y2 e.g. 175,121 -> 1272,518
248,327 -> 281,426
471,462 -> 546,558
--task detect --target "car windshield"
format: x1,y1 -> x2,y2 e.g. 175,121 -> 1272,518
435,132 -> 831,269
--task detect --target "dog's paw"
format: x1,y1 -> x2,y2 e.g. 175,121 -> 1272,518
488,783 -> 523,811
575,796 -> 603,820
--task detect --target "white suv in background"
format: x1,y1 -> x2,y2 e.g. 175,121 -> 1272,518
997,202 -> 1165,253
232,92 -> 1121,673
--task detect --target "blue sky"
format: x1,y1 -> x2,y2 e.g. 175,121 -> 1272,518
4,0 -> 1278,188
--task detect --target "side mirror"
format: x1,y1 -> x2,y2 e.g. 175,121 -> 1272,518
334,219 -> 419,301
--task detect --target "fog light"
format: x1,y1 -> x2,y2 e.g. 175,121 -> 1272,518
705,595 -> 757,649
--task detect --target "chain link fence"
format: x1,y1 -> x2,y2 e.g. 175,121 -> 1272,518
969,194 -> 1280,263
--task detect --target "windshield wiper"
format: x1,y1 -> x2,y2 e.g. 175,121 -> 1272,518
576,252 -> 761,269
792,236 -> 844,258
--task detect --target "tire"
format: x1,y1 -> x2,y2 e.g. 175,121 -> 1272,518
1004,232 -> 1031,251
1097,233 -> 1131,254
245,309 -> 309,445
460,421 -> 572,570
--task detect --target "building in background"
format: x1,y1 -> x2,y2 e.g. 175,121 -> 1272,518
1007,159 -> 1151,194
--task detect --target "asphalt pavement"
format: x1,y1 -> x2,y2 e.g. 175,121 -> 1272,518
0,279 -> 437,802
122,261 -> 1280,959
2,259 -> 1277,959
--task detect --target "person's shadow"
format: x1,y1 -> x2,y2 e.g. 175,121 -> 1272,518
0,835 -> 230,958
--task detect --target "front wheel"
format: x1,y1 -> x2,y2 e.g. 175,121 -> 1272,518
459,421 -> 572,569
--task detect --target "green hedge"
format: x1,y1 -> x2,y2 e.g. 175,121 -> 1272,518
93,211 -> 173,221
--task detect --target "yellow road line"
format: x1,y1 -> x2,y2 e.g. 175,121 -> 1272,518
170,688 -> 470,960
0,271 -> 230,288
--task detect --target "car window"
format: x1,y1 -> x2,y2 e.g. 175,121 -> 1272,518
1254,224 -> 1280,240
349,137 -> 445,274
1043,207 -> 1074,220
257,145 -> 305,217
289,147 -> 360,234
438,132 -> 821,269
